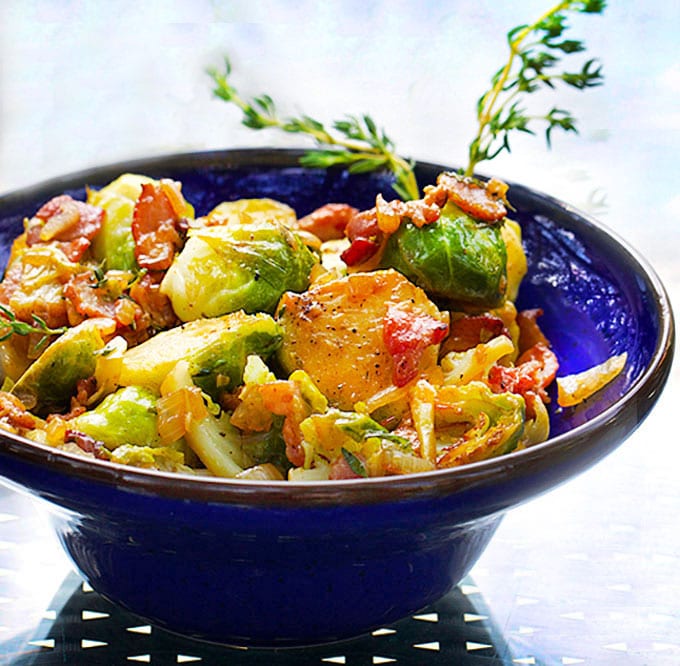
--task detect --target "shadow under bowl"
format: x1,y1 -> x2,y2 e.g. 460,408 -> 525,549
0,149 -> 674,646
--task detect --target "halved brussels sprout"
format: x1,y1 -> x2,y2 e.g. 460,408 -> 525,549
202,198 -> 297,227
116,311 -> 282,400
87,174 -> 154,270
11,317 -> 116,415
87,173 -> 194,270
435,381 -> 525,466
276,269 -> 448,410
380,201 -> 508,308
161,210 -> 317,321
69,385 -> 160,450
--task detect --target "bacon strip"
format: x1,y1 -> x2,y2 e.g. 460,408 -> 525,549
424,172 -> 508,222
383,304 -> 449,387
488,342 -> 559,402
26,195 -> 104,262
131,182 -> 185,271
298,203 -> 358,241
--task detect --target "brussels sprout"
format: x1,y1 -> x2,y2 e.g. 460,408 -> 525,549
69,386 -> 160,449
117,311 -> 282,400
435,381 -> 525,467
87,174 -> 154,270
109,444 -> 193,473
380,201 -> 508,308
202,198 -> 297,228
276,269 -> 448,410
161,213 -> 317,321
11,317 -> 116,415
87,173 -> 194,270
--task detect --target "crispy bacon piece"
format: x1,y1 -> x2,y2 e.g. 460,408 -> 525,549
128,272 -> 179,332
26,195 -> 104,262
517,308 -> 551,354
132,181 -> 186,271
383,303 -> 449,387
64,270 -> 144,331
441,313 -> 508,355
341,208 -> 383,265
64,429 -> 110,460
424,172 -> 508,223
375,193 -> 440,232
63,269 -> 178,345
75,376 -> 97,406
488,342 -> 559,402
298,203 -> 358,241
64,272 -> 120,322
0,392 -> 38,432
341,195 -> 441,266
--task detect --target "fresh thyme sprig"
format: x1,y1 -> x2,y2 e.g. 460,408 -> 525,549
209,1 -> 604,198
466,0 -> 606,176
0,305 -> 67,351
207,59 -> 419,200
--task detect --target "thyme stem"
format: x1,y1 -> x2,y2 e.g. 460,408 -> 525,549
208,59 -> 420,200
466,0 -> 605,176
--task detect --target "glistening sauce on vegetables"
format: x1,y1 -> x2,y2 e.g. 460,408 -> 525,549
0,172 -> 625,481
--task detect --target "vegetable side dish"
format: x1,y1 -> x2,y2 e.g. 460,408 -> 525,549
0,172 -> 625,480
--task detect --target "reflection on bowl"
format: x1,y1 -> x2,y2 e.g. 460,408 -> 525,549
0,150 -> 674,646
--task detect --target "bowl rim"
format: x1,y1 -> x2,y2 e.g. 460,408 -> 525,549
0,148 -> 675,507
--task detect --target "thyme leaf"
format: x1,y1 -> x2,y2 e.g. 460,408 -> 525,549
0,304 -> 67,351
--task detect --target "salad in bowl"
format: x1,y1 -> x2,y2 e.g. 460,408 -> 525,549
0,149 -> 671,646
0,165 -> 626,483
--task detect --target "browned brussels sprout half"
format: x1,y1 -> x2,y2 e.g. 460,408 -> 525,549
380,201 -> 508,309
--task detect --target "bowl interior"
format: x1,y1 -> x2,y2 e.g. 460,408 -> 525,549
0,149 -> 672,474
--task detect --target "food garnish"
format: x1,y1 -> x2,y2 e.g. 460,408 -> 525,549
208,59 -> 418,201
209,1 -> 606,193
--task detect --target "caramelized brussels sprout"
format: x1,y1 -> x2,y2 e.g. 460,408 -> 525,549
276,269 -> 448,410
380,201 -> 508,308
116,311 -> 282,400
11,317 -> 116,415
202,198 -> 297,227
69,386 -> 160,449
161,210 -> 317,321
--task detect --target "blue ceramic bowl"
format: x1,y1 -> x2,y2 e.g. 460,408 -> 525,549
0,150 -> 674,647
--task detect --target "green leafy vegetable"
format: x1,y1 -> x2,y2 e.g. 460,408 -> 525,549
466,0 -> 606,176
380,201 -> 508,308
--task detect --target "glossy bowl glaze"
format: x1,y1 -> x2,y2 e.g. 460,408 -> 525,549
0,150 -> 674,646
